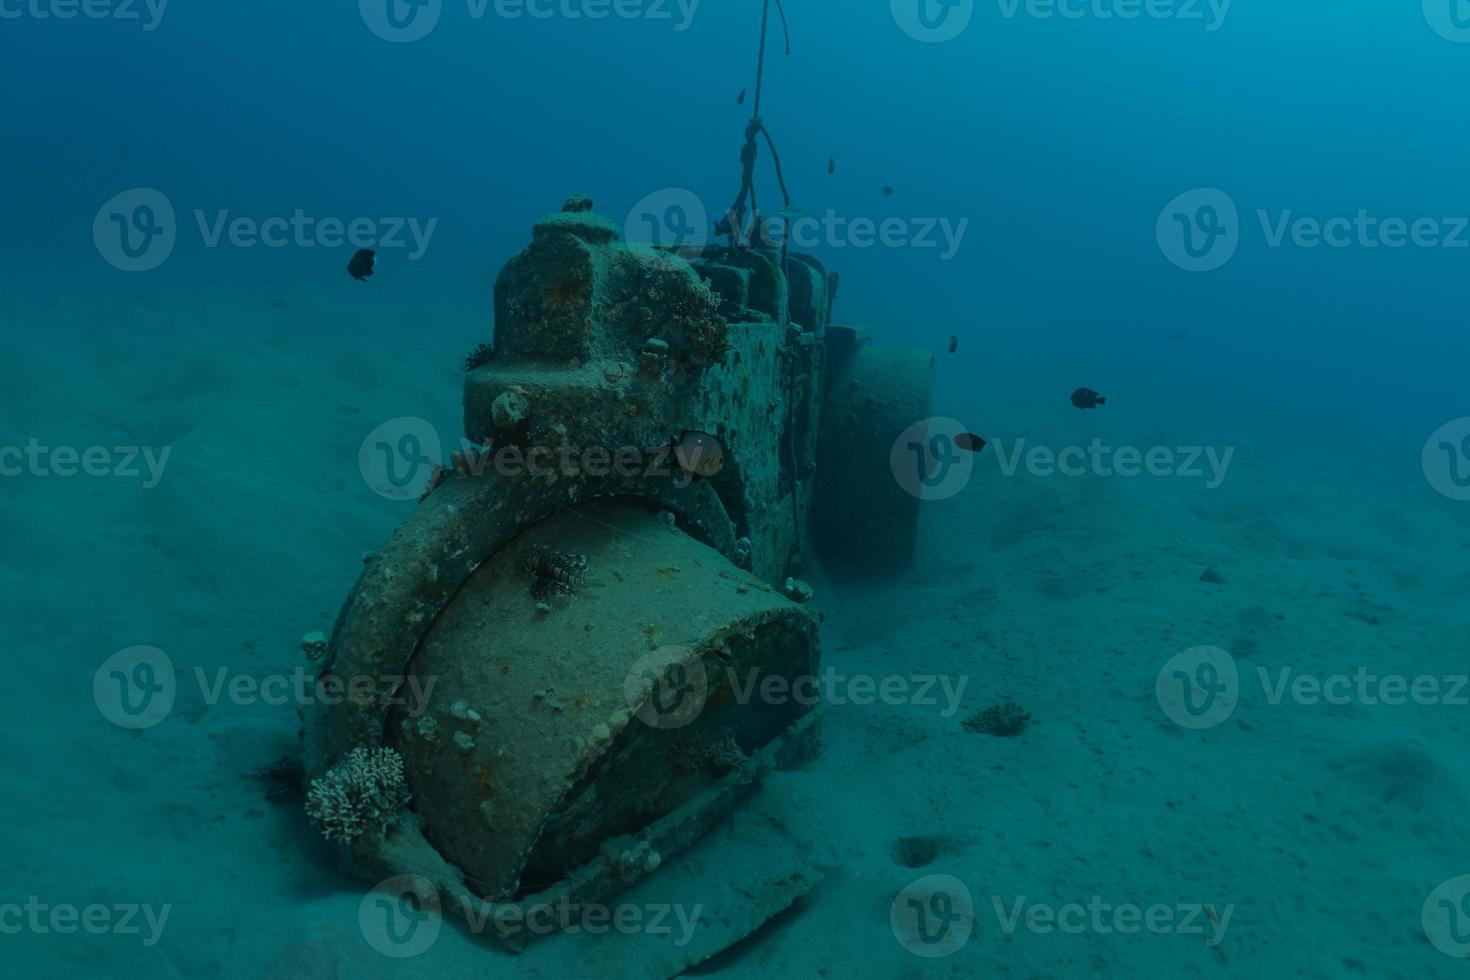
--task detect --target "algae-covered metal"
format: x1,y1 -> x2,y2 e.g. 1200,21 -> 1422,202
301,199 -> 932,957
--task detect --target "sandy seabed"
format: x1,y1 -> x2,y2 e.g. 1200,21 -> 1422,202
4,271 -> 1469,980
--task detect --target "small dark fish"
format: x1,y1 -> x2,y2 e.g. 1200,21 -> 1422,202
948,335 -> 958,354
347,248 -> 375,282
737,88 -> 746,105
1071,387 -> 1107,410
1167,329 -> 1189,342
955,433 -> 986,453
828,154 -> 836,175
882,185 -> 894,198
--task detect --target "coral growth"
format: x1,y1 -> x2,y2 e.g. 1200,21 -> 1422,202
419,463 -> 450,501
963,700 -> 1031,737
299,631 -> 328,663
606,254 -> 730,369
671,730 -> 749,774
463,343 -> 495,371
251,755 -> 304,804
305,746 -> 411,844
666,275 -> 729,366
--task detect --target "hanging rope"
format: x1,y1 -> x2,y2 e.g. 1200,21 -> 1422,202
719,0 -> 792,257
751,0 -> 789,117
713,0 -> 806,573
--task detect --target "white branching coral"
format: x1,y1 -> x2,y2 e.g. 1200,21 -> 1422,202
305,746 -> 411,844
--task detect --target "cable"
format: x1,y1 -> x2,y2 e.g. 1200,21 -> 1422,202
720,0 -> 793,251
719,0 -> 802,573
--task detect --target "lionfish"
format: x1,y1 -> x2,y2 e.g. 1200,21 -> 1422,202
521,545 -> 589,602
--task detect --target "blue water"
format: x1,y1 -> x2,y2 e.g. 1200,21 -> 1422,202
4,2 -> 1470,977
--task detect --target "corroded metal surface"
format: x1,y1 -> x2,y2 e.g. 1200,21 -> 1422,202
812,328 -> 934,571
302,202 -> 929,953
387,498 -> 819,902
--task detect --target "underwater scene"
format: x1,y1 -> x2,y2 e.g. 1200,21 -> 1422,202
5,1 -> 1470,977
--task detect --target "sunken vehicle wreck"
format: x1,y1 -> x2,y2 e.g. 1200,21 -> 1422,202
300,198 -> 934,965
